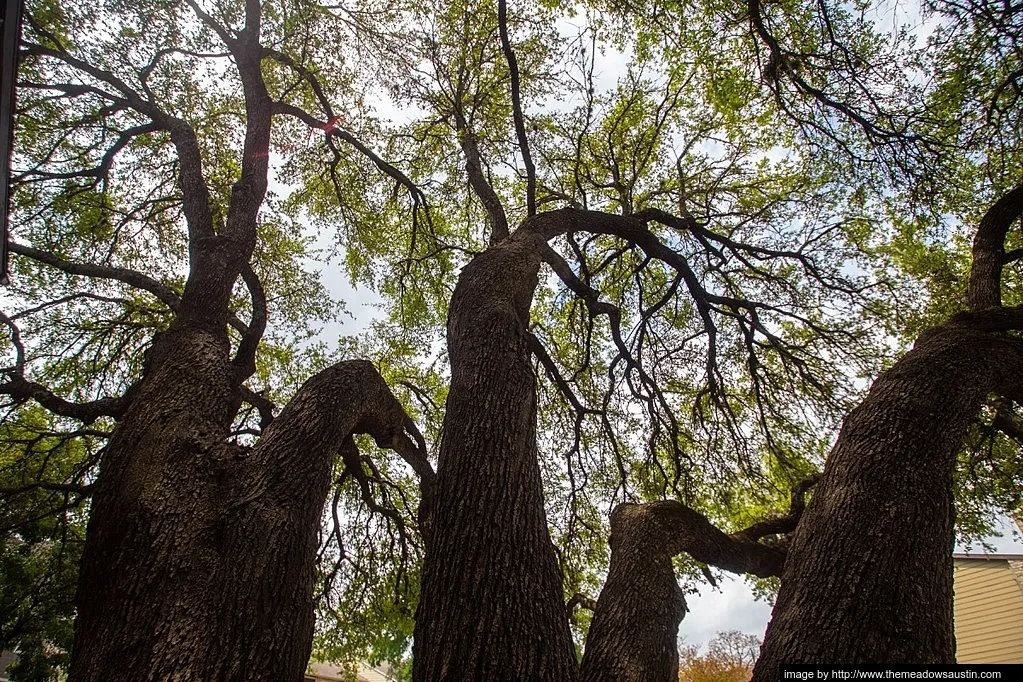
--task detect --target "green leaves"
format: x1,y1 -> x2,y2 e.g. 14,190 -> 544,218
1,408 -> 98,681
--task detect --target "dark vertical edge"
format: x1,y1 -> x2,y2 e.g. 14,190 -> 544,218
0,0 -> 25,285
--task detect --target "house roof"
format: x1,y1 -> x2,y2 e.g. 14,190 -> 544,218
308,662 -> 396,682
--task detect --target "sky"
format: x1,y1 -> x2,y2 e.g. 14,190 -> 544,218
680,515 -> 1023,652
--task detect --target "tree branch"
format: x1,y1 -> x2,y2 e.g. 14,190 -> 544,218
497,0 -> 535,216
231,263 -> 267,380
731,474 -> 821,542
0,372 -> 130,422
239,385 -> 276,429
272,101 -> 428,212
8,242 -> 182,309
248,360 -> 434,503
0,481 -> 94,496
968,183 -> 1023,310
581,498 -> 788,682
567,592 -> 598,614
9,241 -> 256,337
453,110 -> 509,245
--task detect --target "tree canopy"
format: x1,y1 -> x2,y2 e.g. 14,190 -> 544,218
1,0 -> 1021,679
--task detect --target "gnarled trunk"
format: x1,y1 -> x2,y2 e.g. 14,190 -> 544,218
580,504 -> 688,682
70,339 -> 415,680
753,322 -> 1023,677
412,229 -> 578,680
580,498 -> 791,681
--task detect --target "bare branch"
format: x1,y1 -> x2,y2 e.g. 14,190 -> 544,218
9,242 -> 181,309
497,0 -> 536,216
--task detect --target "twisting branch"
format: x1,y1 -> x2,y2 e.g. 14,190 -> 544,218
581,496 -> 799,681
538,237 -> 691,481
453,110 -> 509,244
23,19 -> 218,246
0,310 -> 27,376
497,0 -> 536,216
262,47 -> 336,118
263,44 -> 429,226
528,332 -> 600,419
731,474 -> 821,542
12,122 -> 160,184
8,242 -> 181,309
969,183 -> 1023,310
535,206 -> 863,465
182,0 -> 237,49
231,263 -> 267,380
264,47 -> 430,232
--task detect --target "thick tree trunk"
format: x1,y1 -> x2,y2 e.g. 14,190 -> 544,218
753,322 -> 1023,677
580,500 -> 789,682
69,334 -> 413,681
580,504 -> 688,682
412,229 -> 578,680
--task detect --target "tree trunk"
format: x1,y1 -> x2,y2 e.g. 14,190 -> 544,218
580,499 -> 789,682
69,329 -> 413,680
753,321 -> 1023,677
580,504 -> 688,682
412,228 -> 578,680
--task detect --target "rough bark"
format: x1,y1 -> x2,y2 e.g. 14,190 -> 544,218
69,346 -> 417,681
752,321 -> 1023,676
412,227 -> 578,681
580,487 -> 806,682
579,504 -> 688,682
751,184 -> 1023,674
968,184 -> 1023,310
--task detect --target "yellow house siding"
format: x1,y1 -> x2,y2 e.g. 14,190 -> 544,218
953,558 -> 1023,663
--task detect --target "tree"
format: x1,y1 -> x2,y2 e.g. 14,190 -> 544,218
1,1 -> 1021,681
1,406 -> 86,680
678,630 -> 759,682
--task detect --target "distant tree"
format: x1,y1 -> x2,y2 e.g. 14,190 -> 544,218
678,631 -> 760,682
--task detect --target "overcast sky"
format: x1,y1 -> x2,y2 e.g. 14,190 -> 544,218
681,515 -> 1023,652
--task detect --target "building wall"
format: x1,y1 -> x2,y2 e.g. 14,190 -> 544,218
0,650 -> 16,682
953,557 -> 1023,663
306,661 -> 396,682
